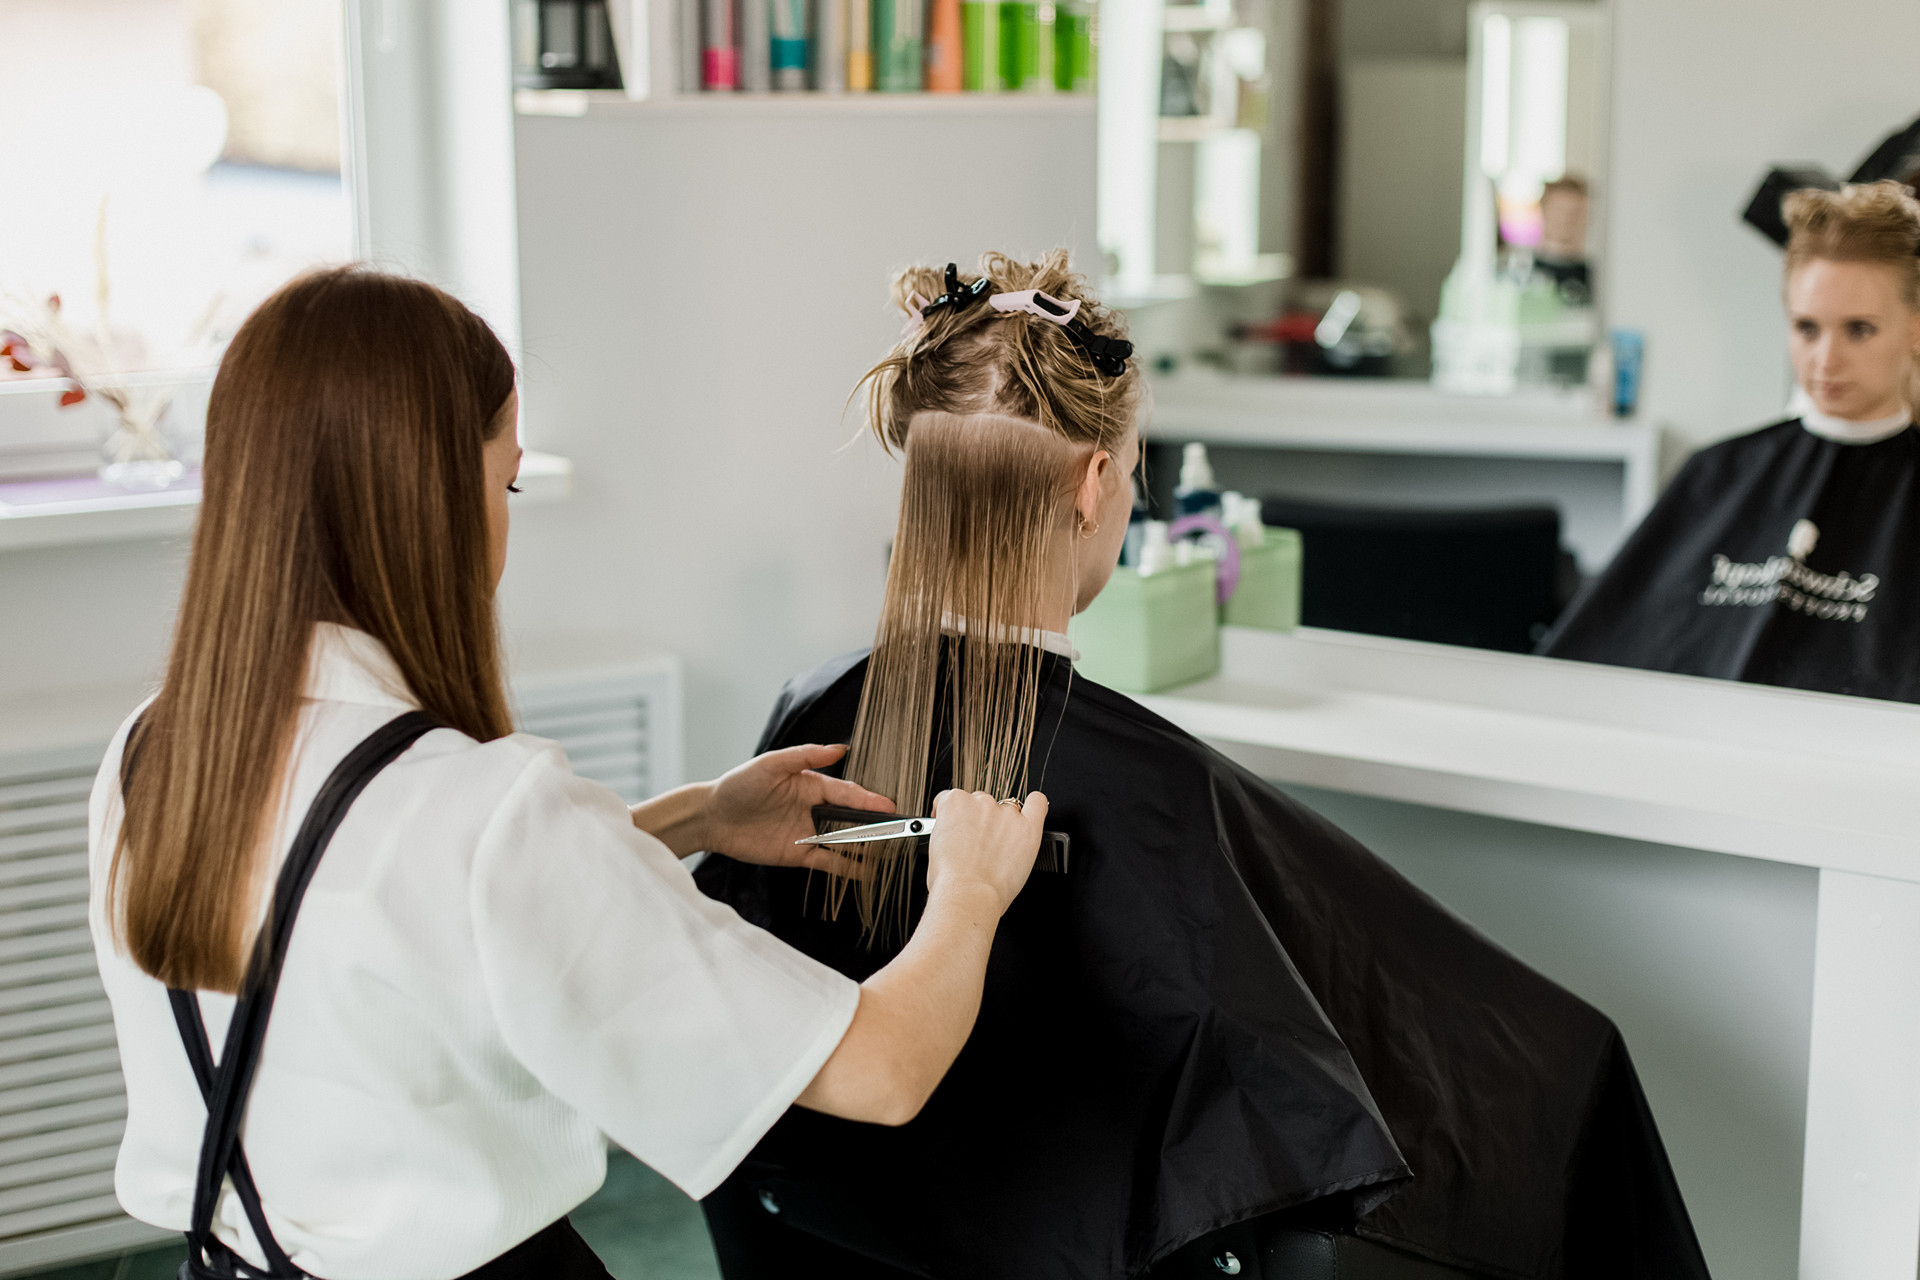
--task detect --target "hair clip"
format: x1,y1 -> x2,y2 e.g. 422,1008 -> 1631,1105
902,292 -> 934,336
989,289 -> 1083,325
918,263 -> 993,323
1062,322 -> 1134,377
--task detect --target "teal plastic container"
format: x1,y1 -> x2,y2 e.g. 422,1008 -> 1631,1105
1222,527 -> 1302,632
1070,560 -> 1221,693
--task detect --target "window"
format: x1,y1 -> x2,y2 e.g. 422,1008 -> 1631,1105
0,0 -> 351,478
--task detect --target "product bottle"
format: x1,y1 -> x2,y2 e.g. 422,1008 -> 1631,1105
702,0 -> 740,88
739,0 -> 773,89
1053,0 -> 1092,91
997,0 -> 1055,90
1173,442 -> 1223,521
874,0 -> 924,89
1135,520 -> 1174,576
770,0 -> 810,89
926,0 -> 963,89
814,0 -> 849,89
847,0 -> 873,88
962,0 -> 999,89
1222,492 -> 1265,548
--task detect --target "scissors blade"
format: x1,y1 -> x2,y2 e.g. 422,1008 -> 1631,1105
796,816 -> 936,846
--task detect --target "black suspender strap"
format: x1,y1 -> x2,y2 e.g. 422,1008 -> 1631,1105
165,710 -> 442,1279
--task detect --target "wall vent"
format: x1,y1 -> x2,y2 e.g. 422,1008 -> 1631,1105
0,742 -> 172,1274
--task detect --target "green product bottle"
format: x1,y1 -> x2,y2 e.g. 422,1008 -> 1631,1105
998,0 -> 1037,90
962,0 -> 1000,90
1054,0 -> 1093,91
874,0 -> 925,91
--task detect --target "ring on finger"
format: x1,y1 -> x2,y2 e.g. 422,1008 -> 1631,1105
998,798 -> 1022,809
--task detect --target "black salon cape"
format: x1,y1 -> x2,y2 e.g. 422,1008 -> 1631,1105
694,649 -> 1708,1280
1542,418 -> 1920,700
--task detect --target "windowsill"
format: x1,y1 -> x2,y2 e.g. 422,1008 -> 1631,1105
0,451 -> 574,552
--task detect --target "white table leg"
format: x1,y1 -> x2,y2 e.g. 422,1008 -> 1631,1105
1799,868 -> 1920,1279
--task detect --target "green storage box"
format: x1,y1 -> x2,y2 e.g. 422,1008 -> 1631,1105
1070,559 -> 1220,693
1222,527 -> 1302,632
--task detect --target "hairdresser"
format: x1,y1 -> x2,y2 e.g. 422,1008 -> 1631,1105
87,266 -> 1048,1280
1543,180 -> 1920,700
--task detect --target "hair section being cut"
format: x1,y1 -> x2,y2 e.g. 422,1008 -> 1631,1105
831,411 -> 1088,942
832,250 -> 1140,944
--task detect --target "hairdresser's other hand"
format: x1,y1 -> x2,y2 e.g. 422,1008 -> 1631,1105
701,744 -> 896,872
924,789 -> 1049,916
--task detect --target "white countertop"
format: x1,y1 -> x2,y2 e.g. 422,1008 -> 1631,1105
1142,627 -> 1920,882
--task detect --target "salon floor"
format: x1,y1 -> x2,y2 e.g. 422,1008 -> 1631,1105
20,1152 -> 723,1280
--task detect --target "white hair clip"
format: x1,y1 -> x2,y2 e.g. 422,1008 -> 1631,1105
989,289 -> 1082,325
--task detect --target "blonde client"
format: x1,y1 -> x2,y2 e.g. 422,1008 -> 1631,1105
696,253 -> 1709,1280
1545,181 -> 1920,698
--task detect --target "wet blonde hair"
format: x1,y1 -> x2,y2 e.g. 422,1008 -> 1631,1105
1784,180 -> 1920,416
835,252 -> 1141,940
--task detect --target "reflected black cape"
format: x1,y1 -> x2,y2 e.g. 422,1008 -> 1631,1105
695,649 -> 1708,1280
1542,419 -> 1920,701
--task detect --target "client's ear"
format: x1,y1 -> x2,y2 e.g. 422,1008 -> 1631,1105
1075,450 -> 1113,528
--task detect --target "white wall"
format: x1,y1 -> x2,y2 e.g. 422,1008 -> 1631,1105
1605,0 -> 1920,460
505,104 -> 1098,778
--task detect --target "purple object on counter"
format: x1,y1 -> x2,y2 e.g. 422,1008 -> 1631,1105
1167,513 -> 1240,605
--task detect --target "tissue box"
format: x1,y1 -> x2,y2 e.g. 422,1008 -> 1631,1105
1223,527 -> 1302,632
1070,560 -> 1220,693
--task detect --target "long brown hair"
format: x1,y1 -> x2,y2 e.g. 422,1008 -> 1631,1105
1784,180 -> 1920,418
112,267 -> 516,993
837,252 -> 1140,940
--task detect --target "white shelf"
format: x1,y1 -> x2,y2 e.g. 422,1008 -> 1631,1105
1145,372 -> 1662,514
0,452 -> 573,553
515,89 -> 1096,118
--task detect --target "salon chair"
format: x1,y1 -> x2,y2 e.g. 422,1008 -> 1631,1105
703,1167 -> 1485,1280
1259,496 -> 1576,653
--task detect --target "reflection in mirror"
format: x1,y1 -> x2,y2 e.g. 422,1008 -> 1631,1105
1106,0 -> 1606,389
1435,1 -> 1606,394
1541,174 -> 1920,703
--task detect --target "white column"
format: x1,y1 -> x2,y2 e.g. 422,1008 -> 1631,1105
339,0 -> 523,352
1799,868 -> 1920,1279
1096,0 -> 1164,296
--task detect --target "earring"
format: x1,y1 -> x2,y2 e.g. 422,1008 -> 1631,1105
1079,519 -> 1100,539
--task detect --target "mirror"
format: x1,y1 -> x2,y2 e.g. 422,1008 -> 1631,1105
1109,0 -> 1920,708
1104,0 -> 1608,389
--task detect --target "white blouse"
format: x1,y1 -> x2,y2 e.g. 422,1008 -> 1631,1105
88,625 -> 859,1280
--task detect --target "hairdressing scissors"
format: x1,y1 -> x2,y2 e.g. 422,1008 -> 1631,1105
797,814 -> 938,845
798,805 -> 1071,873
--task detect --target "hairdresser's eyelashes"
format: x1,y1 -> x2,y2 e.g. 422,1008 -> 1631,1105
507,482 -> 523,494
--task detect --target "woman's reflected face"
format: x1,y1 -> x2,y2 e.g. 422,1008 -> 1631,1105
1787,259 -> 1920,421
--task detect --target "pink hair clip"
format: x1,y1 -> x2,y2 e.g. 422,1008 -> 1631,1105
902,292 -> 933,337
988,289 -> 1082,326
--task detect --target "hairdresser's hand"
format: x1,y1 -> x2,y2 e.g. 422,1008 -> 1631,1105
701,744 -> 897,872
924,789 -> 1049,916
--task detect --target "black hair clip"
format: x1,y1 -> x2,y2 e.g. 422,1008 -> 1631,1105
1062,322 -> 1134,377
919,263 -> 993,321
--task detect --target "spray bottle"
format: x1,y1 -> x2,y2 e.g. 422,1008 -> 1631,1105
1173,442 -> 1223,522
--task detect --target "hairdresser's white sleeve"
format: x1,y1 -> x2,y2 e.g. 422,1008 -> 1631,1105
469,744 -> 859,1198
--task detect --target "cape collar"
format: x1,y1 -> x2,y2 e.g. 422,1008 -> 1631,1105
1799,405 -> 1914,445
303,623 -> 419,710
939,612 -> 1081,661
